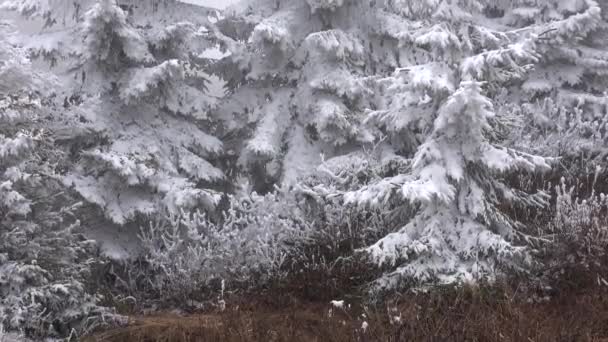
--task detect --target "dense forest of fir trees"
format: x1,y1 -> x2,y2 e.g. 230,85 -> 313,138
0,0 -> 607,339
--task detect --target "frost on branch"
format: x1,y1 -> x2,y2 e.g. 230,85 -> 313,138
83,0 -> 152,65
120,60 -> 184,105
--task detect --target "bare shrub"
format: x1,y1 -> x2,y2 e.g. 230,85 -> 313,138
535,173 -> 608,290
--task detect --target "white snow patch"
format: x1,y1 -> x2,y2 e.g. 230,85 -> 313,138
330,300 -> 345,309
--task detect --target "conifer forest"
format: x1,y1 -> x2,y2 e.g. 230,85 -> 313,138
1,0 -> 608,340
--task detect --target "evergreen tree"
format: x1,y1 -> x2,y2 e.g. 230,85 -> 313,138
512,0 -> 608,162
2,0 -> 227,225
294,0 -> 557,288
0,22 -> 109,338
215,0 -> 379,191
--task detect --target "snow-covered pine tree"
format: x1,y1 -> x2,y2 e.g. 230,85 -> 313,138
286,0 -> 559,289
0,22 -> 109,338
360,81 -> 550,287
511,0 -> 608,163
0,19 -> 42,235
214,0 -> 379,191
2,0 -> 227,225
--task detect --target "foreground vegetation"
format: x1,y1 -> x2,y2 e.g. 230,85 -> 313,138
88,281 -> 608,341
85,181 -> 608,341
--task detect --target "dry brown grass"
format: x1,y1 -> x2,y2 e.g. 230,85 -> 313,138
86,283 -> 608,342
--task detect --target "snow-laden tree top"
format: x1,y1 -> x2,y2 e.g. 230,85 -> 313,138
2,0 -> 228,224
